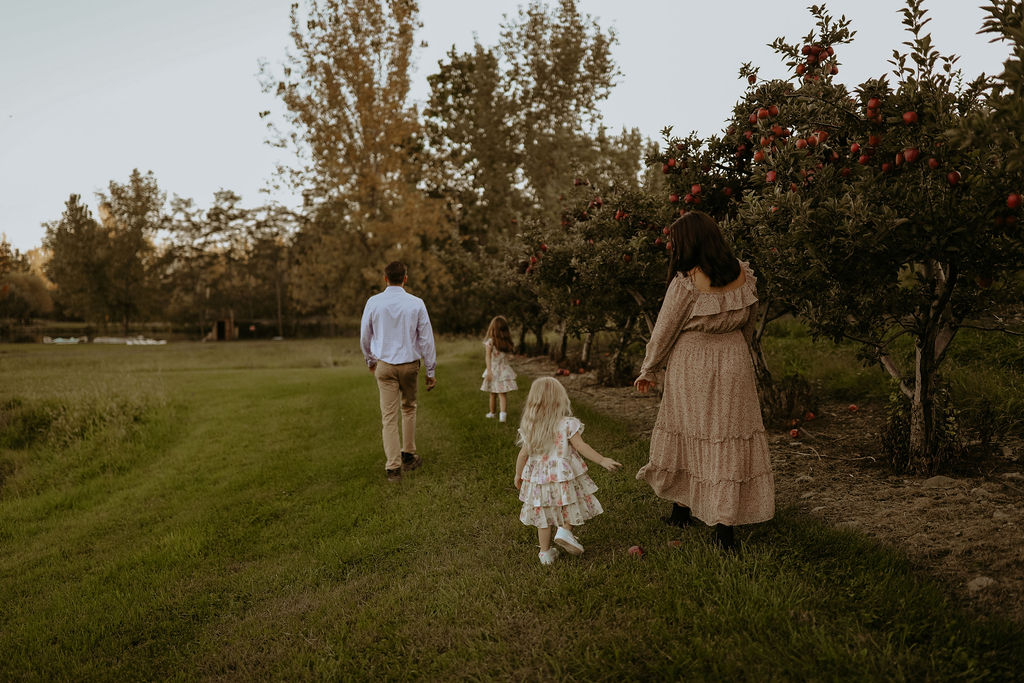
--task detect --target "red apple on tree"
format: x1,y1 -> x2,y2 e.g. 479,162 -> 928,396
904,148 -> 920,163
867,97 -> 881,109
902,110 -> 918,125
928,157 -> 940,169
748,74 -> 757,85
768,104 -> 779,117
766,170 -> 777,183
947,170 -> 961,186
669,193 -> 679,203
691,184 -> 701,195
850,142 -> 860,155
1008,193 -> 1021,210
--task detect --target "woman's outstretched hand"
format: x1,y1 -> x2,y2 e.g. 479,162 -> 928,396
634,376 -> 655,393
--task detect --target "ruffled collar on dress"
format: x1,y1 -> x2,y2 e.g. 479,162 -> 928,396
676,260 -> 758,317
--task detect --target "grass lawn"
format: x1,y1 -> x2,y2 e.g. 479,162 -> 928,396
1,338 -> 1021,680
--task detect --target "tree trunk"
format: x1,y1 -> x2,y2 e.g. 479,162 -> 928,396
581,332 -> 595,365
747,302 -> 777,419
609,316 -> 635,382
517,325 -> 527,355
275,275 -> 284,338
559,327 -> 568,361
908,338 -> 936,472
531,322 -> 545,355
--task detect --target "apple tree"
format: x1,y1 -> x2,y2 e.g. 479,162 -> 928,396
737,1 -> 1024,471
512,178 -> 676,381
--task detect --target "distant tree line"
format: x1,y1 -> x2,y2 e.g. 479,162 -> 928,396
12,0 -> 645,340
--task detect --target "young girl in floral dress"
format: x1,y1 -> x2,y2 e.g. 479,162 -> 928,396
481,315 -> 518,422
515,377 -> 623,565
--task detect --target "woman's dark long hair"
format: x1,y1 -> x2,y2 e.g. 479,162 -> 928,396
667,211 -> 740,288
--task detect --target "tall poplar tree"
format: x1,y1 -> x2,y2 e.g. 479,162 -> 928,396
262,0 -> 448,320
97,169 -> 165,335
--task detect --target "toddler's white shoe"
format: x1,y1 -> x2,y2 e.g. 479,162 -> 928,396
485,412 -> 495,419
538,547 -> 559,565
499,411 -> 507,423
554,527 -> 584,555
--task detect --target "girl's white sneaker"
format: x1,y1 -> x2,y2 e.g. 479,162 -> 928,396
485,412 -> 495,419
499,411 -> 507,423
538,547 -> 559,565
554,527 -> 584,555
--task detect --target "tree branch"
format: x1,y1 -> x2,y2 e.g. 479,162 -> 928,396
626,287 -> 655,336
879,353 -> 914,398
958,323 -> 1024,337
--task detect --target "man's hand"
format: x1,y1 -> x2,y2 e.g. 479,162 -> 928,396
426,375 -> 437,391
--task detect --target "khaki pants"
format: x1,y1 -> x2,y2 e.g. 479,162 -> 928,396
374,360 -> 419,470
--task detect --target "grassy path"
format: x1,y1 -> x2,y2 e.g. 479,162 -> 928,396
1,339 -> 1022,680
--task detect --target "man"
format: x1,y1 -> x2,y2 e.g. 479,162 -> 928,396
359,261 -> 437,482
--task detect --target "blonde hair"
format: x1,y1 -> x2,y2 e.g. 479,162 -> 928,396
486,315 -> 514,353
517,377 -> 573,455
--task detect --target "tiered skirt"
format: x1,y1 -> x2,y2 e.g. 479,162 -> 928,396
637,330 -> 774,526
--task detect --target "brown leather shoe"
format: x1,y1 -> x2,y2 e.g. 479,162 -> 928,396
386,468 -> 402,482
401,451 -> 422,471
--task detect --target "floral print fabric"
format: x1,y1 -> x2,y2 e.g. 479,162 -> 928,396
481,338 -> 518,393
519,417 -> 604,528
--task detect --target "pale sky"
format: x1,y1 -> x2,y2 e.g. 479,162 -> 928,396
0,1 -> 1011,252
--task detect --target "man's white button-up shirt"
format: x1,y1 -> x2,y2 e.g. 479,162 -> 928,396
359,286 -> 437,377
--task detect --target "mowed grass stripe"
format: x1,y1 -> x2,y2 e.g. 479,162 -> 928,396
0,339 -> 1022,680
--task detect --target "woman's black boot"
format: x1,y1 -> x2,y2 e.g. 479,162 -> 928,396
713,524 -> 739,552
662,503 -> 695,528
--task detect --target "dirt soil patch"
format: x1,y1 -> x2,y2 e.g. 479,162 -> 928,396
518,355 -> 1024,623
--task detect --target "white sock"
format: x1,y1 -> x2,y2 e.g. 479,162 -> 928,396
499,412 -> 507,422
485,412 -> 495,418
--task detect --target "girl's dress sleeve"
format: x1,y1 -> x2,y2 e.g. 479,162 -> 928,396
564,417 -> 584,439
637,275 -> 696,381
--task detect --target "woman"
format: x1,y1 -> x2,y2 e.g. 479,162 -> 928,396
634,211 -> 773,551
